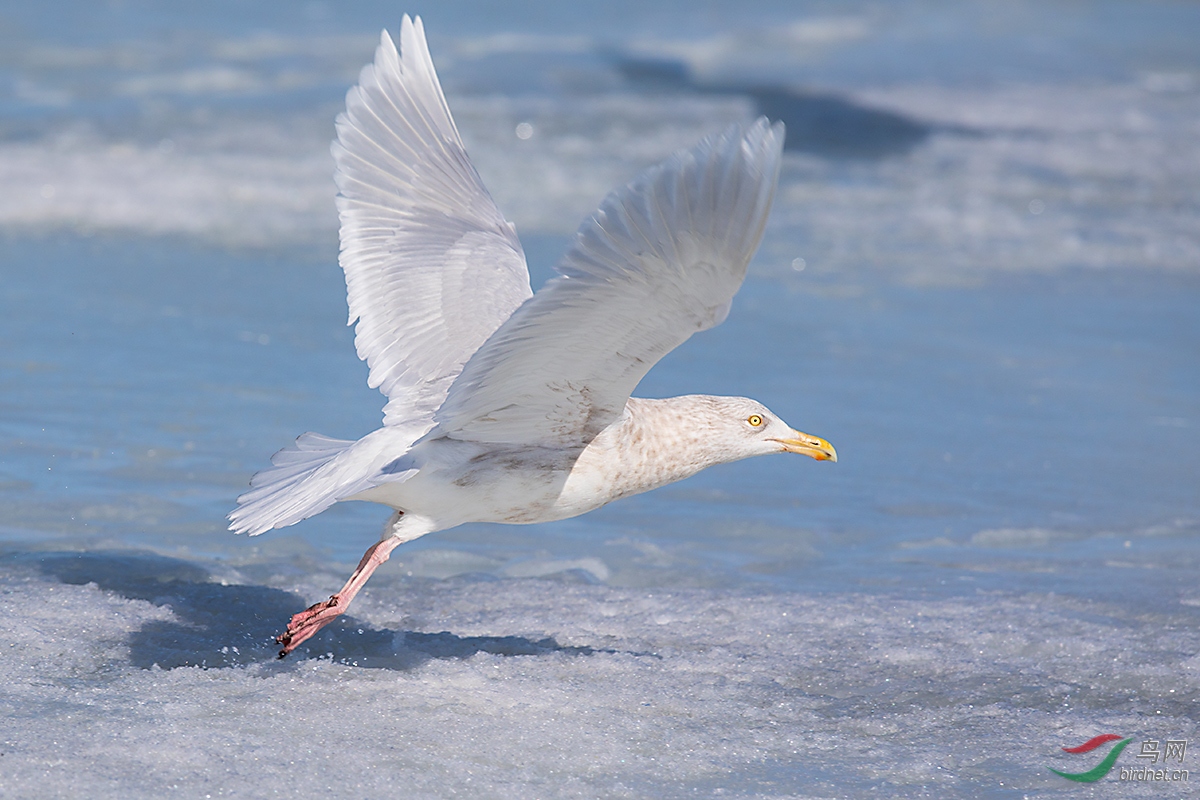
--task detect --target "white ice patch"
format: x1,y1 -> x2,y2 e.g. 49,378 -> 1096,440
0,94 -> 753,248
762,81 -> 1200,282
0,129 -> 336,246
970,528 -> 1071,548
6,78 -> 1197,284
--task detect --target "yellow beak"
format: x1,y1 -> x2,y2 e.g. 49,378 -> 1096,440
772,431 -> 837,462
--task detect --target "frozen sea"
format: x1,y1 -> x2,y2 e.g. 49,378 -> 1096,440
2,1 -> 1199,797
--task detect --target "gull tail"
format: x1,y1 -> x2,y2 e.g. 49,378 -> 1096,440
228,426 -> 425,535
229,433 -> 362,535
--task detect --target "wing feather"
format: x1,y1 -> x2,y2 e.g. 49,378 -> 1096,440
434,118 -> 785,447
335,16 -> 532,425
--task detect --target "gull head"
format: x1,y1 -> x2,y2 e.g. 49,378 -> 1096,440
735,398 -> 837,462
660,396 -> 837,465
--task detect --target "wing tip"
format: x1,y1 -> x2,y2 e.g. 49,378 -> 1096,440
387,14 -> 422,47
555,113 -> 786,287
721,115 -> 785,172
371,13 -> 432,84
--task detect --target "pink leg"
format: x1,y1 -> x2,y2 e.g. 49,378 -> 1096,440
276,536 -> 403,658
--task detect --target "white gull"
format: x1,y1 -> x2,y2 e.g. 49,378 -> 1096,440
228,16 -> 837,657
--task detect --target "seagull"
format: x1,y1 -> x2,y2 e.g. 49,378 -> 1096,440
229,15 -> 837,658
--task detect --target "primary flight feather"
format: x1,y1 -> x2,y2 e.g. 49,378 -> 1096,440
228,15 -> 836,657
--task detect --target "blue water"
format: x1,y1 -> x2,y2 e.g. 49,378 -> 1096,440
5,230 -> 1198,603
1,4 -> 1198,796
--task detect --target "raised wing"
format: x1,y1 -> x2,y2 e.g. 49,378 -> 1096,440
334,16 -> 533,425
434,118 -> 785,447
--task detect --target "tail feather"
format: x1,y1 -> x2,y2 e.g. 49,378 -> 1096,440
229,426 -> 426,535
247,432 -> 352,490
229,432 -> 362,535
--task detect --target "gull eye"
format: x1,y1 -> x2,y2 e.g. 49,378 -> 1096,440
747,414 -> 764,427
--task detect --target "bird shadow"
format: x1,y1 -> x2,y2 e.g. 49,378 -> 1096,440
22,550 -> 625,672
611,54 -> 978,159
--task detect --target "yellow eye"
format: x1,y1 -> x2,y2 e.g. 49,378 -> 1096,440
747,414 -> 764,427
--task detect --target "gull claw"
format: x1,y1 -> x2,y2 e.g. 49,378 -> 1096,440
275,594 -> 343,658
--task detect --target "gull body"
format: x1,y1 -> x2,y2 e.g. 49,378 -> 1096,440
228,16 -> 835,657
350,396 -> 829,531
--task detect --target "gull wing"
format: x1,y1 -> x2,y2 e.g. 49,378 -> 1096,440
434,118 -> 785,447
334,16 -> 533,425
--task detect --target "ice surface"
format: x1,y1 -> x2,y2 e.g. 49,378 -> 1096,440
3,7 -> 1198,280
2,0 -> 1199,797
4,81 -> 1198,277
2,548 -> 1197,798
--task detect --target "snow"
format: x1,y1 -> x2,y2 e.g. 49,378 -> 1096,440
3,547 -> 1196,798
